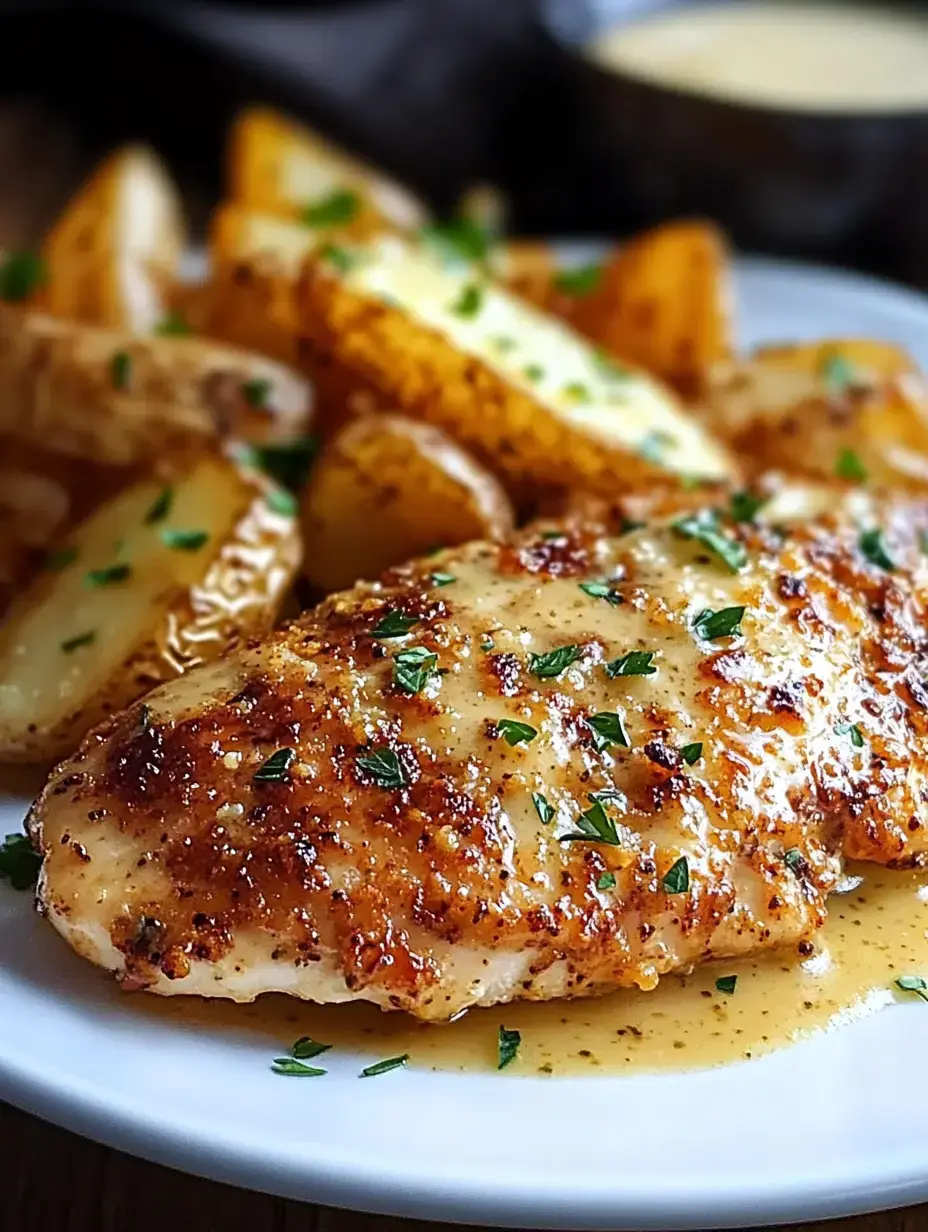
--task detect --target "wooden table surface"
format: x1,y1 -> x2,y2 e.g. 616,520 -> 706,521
1,101 -> 926,1232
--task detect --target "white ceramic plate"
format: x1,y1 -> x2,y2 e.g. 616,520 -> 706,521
3,256 -> 928,1230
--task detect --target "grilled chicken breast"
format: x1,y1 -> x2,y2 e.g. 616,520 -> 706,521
28,493 -> 928,1019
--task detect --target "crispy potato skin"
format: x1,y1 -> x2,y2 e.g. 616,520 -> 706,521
562,222 -> 734,398
301,413 -> 515,590
297,242 -> 737,495
0,307 -> 312,468
29,493 -> 928,1016
0,455 -> 301,762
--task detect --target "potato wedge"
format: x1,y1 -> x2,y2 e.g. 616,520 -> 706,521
0,305 -> 312,468
41,145 -> 185,333
560,221 -> 734,397
229,107 -> 428,236
177,202 -> 319,365
297,235 -> 736,495
493,241 -> 559,310
0,437 -> 123,613
301,414 -> 515,591
0,452 -> 301,761
704,340 -> 928,487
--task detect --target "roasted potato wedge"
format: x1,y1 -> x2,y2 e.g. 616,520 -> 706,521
41,145 -> 185,333
560,221 -> 734,397
229,107 -> 428,237
0,305 -> 312,468
298,235 -> 737,495
0,452 -> 301,761
493,241 -> 559,310
173,203 -> 318,365
0,438 -> 123,613
301,414 -> 515,591
704,340 -> 928,487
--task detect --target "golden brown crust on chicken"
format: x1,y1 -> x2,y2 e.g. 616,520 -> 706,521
28,493 -> 928,1018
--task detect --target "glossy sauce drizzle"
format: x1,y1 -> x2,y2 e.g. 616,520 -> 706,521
147,862 -> 928,1075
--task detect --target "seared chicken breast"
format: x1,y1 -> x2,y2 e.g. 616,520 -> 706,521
28,493 -> 928,1019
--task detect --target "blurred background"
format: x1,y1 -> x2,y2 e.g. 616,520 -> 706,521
0,0 -> 926,286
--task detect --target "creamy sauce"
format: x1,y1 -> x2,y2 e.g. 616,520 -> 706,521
589,3 -> 928,114
141,862 -> 928,1075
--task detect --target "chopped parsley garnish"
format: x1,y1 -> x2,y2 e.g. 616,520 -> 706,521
562,382 -> 591,403
320,242 -> 356,274
529,644 -> 582,680
361,1054 -> 409,1077
430,571 -> 456,587
265,488 -> 298,516
835,448 -> 868,482
61,630 -> 95,653
272,1058 -> 326,1077
241,377 -> 272,408
597,871 -> 616,890
493,335 -> 517,353
85,563 -> 131,587
451,282 -> 483,318
0,250 -> 45,301
820,351 -> 855,396
110,350 -> 131,390
523,364 -> 544,382
895,975 -> 928,1003
554,263 -> 602,296
160,528 -> 208,552
585,711 -> 630,752
693,605 -> 745,642
561,799 -> 622,846
144,485 -> 174,525
662,855 -> 689,894
673,510 -> 746,574
715,975 -> 737,995
783,848 -> 805,873
859,527 -> 895,571
43,546 -> 77,572
253,747 -> 296,783
421,217 -> 492,266
604,650 -> 656,678
579,580 -> 623,605
0,833 -> 40,891
532,792 -> 554,825
495,719 -> 537,746
729,490 -> 768,523
680,742 -> 703,766
356,746 -> 409,789
372,610 -> 417,638
291,1036 -> 332,1060
638,430 -> 676,466
153,310 -> 191,337
393,646 -> 438,694
244,437 -> 318,491
301,188 -> 360,228
835,721 -> 865,748
497,1026 -> 521,1070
